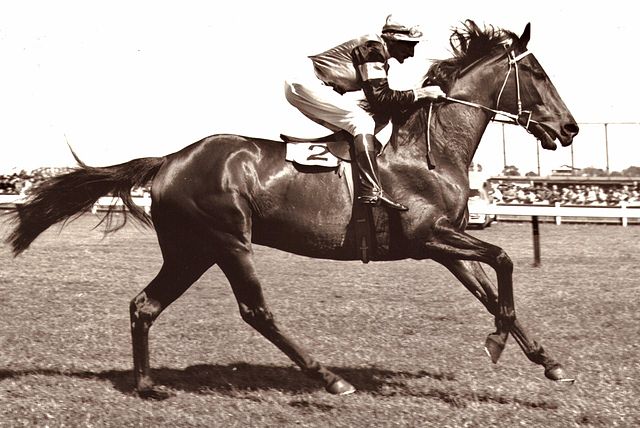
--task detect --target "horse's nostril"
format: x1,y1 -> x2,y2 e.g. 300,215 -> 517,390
564,123 -> 579,135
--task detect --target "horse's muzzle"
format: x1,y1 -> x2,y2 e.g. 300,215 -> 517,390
560,122 -> 580,147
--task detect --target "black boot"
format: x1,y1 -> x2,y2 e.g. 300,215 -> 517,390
353,134 -> 408,211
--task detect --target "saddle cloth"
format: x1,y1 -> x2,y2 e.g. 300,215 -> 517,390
285,142 -> 341,167
283,124 -> 392,168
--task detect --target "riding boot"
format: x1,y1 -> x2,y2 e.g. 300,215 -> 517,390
353,134 -> 408,211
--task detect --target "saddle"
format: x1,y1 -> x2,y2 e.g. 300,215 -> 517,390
280,130 -> 377,263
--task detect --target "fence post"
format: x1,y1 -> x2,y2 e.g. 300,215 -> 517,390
532,215 -> 541,267
142,192 -> 151,215
621,201 -> 628,227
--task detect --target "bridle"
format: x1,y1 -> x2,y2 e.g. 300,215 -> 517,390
423,46 -> 540,167
444,46 -> 538,129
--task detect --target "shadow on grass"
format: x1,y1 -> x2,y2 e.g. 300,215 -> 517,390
0,364 -> 559,409
0,363 -> 454,397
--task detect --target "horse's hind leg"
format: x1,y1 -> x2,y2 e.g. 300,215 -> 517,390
218,249 -> 356,395
130,249 -> 215,399
443,259 -> 574,382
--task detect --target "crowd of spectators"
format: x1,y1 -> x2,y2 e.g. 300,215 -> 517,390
0,172 -> 34,195
1,167 -> 78,195
490,182 -> 640,207
1,168 -> 78,195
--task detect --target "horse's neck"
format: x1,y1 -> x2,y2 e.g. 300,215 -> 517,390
389,102 -> 491,174
428,70 -> 502,172
461,66 -> 510,144
388,69 -> 501,173
433,105 -> 490,170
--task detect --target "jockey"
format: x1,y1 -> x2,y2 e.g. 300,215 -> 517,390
285,15 -> 446,211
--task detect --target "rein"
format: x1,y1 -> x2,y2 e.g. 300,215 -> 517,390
444,49 -> 536,129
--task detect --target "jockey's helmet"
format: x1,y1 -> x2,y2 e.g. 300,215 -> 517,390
381,14 -> 423,42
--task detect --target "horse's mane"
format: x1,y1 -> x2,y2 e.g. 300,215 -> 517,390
426,20 -> 517,91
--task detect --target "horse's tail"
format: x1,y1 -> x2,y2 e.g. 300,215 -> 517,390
5,150 -> 166,256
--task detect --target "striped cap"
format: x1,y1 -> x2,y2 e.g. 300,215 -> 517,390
381,14 -> 423,42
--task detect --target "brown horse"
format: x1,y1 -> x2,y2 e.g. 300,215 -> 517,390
5,21 -> 578,398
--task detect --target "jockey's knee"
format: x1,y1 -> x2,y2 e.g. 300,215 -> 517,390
350,117 -> 376,137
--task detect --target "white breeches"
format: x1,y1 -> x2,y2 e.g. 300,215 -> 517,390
284,59 -> 375,136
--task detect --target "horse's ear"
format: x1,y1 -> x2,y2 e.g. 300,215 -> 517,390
519,23 -> 531,47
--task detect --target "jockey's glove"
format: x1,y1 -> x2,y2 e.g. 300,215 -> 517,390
413,85 -> 446,102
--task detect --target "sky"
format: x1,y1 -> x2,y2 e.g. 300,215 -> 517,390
1,0 -> 639,176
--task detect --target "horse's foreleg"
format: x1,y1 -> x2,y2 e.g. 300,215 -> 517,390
218,251 -> 355,395
425,223 -> 515,363
130,257 -> 213,399
443,259 -> 574,382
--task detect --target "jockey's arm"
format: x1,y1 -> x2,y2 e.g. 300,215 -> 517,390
362,77 -> 416,111
352,41 -> 415,112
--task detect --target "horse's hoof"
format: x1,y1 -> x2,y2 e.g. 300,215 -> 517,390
326,378 -> 356,395
138,386 -> 174,400
484,334 -> 505,364
545,366 -> 575,384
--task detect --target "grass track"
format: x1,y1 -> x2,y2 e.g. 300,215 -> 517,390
1,215 -> 639,427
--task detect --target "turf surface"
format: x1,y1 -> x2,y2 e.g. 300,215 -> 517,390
1,215 -> 638,426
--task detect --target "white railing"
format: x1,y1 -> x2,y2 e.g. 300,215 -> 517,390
473,202 -> 640,227
471,202 -> 640,266
0,194 -> 26,204
92,196 -> 151,214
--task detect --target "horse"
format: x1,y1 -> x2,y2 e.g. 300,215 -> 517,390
5,21 -> 579,398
